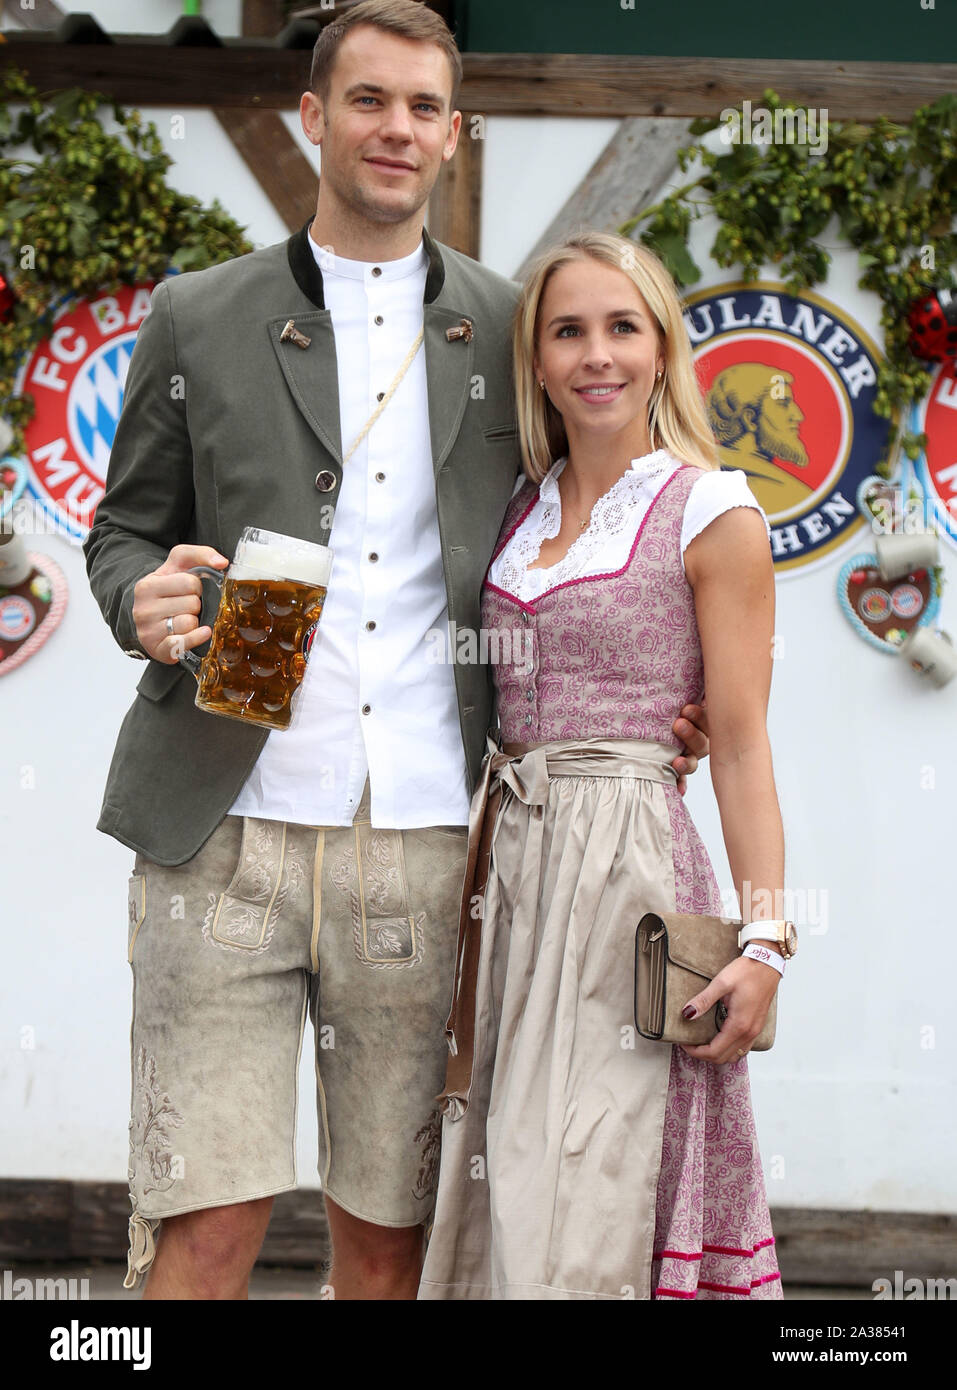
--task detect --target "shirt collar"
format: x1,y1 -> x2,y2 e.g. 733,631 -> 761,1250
286,217 -> 446,309
308,234 -> 427,285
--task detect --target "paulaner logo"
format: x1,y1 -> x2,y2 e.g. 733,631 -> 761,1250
50,1320 -> 151,1370
685,282 -> 887,574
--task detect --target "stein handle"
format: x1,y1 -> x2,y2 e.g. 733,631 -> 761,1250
177,565 -> 227,678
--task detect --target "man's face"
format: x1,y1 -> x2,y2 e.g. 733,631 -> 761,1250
756,387 -> 809,467
301,26 -> 461,228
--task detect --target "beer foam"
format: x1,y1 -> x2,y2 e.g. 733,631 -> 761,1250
231,541 -> 332,588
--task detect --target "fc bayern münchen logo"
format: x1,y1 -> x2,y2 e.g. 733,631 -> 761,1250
914,364 -> 957,553
13,283 -> 159,540
685,282 -> 888,575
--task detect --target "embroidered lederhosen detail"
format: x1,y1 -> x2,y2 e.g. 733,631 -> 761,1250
201,818 -> 307,954
127,875 -> 146,962
329,793 -> 424,969
130,1045 -> 185,1199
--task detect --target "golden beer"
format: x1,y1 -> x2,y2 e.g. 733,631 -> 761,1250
196,574 -> 327,729
183,528 -> 333,732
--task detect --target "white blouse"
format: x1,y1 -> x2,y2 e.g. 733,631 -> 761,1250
487,450 -> 770,601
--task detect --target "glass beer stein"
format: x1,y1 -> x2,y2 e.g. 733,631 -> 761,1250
179,527 -> 333,732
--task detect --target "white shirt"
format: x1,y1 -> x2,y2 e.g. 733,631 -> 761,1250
488,450 -> 769,600
229,237 -> 470,828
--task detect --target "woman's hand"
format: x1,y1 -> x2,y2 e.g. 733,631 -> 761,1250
678,955 -> 780,1065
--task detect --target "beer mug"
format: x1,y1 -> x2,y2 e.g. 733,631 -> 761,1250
180,527 -> 333,732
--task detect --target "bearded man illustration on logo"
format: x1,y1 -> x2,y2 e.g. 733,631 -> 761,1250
706,364 -> 814,515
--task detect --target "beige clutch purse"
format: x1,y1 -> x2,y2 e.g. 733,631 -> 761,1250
634,911 -> 776,1051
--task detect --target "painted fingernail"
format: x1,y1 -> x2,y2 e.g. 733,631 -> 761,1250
682,1004 -> 697,1020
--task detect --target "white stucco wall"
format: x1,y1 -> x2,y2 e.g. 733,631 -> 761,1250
1,8 -> 953,1216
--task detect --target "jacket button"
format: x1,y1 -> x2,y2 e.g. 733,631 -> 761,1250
314,470 -> 337,492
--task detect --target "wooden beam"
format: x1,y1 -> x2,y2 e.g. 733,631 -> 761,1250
460,54 -> 957,121
514,116 -> 692,281
0,1178 -> 330,1268
241,0 -> 289,39
428,112 -> 483,258
213,107 -> 318,232
2,1179 -> 956,1285
1,0 -> 66,30
1,47 -> 955,120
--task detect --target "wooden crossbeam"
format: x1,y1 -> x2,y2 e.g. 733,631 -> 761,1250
427,113 -> 483,258
1,0 -> 66,30
213,107 -> 318,232
514,117 -> 693,281
1,47 -> 955,120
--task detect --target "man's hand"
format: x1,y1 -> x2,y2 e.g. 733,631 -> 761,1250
670,701 -> 710,796
132,544 -> 228,664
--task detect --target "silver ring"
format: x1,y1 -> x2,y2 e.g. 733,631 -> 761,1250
166,616 -> 175,637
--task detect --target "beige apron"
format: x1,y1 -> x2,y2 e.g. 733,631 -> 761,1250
421,734 -> 681,1300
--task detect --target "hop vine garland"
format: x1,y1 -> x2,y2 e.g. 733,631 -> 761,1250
623,90 -> 957,472
0,67 -> 253,454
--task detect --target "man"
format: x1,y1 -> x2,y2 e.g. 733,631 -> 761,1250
706,363 -> 814,514
85,0 -> 708,1301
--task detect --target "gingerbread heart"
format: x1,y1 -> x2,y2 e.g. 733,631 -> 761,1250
837,553 -> 940,654
0,550 -> 68,676
0,456 -> 27,523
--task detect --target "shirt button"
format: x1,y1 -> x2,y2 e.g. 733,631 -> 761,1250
376,391 -> 385,402
526,690 -> 534,701
314,470 -> 337,492
375,471 -> 386,483
366,620 -> 376,631
372,267 -> 382,277
368,552 -> 379,563
362,703 -> 372,715
374,315 -> 384,326
521,611 -> 529,624
524,713 -> 533,726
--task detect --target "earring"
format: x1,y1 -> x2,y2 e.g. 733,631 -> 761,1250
539,380 -> 545,391
656,369 -> 663,379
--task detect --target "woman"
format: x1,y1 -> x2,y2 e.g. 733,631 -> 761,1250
418,232 -> 787,1301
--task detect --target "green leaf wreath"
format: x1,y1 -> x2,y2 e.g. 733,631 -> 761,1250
0,67 -> 254,454
624,90 -> 957,471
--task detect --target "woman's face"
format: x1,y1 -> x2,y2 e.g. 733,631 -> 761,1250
534,256 -> 664,454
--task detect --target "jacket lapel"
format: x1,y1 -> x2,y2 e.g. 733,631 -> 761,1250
275,220 -> 470,473
424,303 -> 475,473
270,220 -> 342,465
268,310 -> 343,465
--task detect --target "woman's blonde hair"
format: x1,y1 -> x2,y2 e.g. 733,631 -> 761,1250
513,231 -> 719,482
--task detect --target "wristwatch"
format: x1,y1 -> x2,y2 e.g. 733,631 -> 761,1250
738,919 -> 798,959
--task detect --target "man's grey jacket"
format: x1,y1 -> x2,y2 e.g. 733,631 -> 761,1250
84,220 -> 522,865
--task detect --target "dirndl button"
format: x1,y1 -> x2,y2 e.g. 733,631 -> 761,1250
314,470 -> 337,492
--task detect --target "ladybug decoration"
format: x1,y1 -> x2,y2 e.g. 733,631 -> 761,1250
907,287 -> 957,367
0,271 -> 14,324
